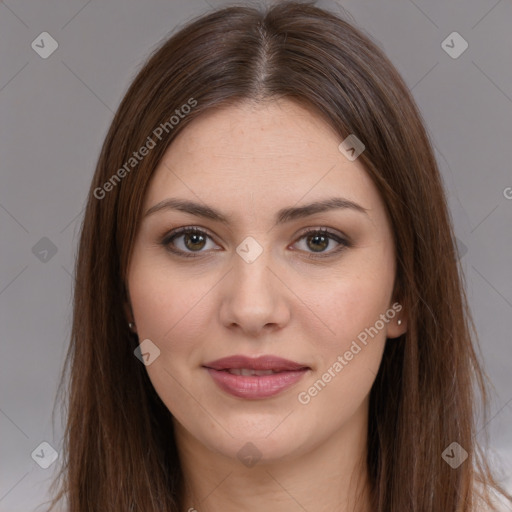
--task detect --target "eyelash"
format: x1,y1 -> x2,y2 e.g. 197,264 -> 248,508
160,226 -> 351,260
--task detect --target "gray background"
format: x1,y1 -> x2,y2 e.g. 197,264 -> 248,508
1,0 -> 511,510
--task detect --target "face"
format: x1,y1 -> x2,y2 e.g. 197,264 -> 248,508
126,99 -> 406,464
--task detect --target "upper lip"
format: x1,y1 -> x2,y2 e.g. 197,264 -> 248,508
203,355 -> 310,372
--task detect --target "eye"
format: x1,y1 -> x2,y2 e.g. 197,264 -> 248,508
292,228 -> 350,258
160,226 -> 351,259
161,227 -> 220,258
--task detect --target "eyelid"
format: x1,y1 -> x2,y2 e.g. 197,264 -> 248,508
294,226 -> 349,243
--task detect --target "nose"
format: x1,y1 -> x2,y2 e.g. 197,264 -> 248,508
218,247 -> 291,337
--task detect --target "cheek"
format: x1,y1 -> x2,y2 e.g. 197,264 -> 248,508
128,264 -> 211,416
295,272 -> 392,419
296,254 -> 396,352
128,262 -> 219,367
303,284 -> 391,393
300,252 -> 395,410
130,259 -> 195,335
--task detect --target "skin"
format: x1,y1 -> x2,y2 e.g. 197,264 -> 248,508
125,99 -> 407,512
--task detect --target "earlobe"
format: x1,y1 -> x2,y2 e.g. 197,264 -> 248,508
125,308 -> 137,334
396,316 -> 407,335
387,317 -> 407,339
122,282 -> 135,329
386,299 -> 407,339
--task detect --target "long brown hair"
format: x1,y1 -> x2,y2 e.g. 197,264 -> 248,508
46,2 -> 511,510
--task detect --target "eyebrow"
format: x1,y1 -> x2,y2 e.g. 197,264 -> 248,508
143,196 -> 370,225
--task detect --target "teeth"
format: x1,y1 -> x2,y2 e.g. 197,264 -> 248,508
226,368 -> 278,376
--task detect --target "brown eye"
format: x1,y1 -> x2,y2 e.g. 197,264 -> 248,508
306,232 -> 330,252
161,226 -> 350,259
183,232 -> 207,251
293,228 -> 351,258
162,227 -> 219,257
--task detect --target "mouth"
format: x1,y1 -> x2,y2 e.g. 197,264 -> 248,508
218,368 -> 292,376
202,355 -> 311,399
203,354 -> 310,372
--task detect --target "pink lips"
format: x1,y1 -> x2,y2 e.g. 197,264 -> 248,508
203,355 -> 310,399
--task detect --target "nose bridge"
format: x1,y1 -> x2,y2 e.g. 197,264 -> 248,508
232,236 -> 275,297
219,235 -> 290,332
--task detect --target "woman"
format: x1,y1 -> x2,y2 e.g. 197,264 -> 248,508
46,1 -> 512,510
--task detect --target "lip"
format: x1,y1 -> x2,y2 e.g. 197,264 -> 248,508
203,355 -> 309,372
203,355 -> 310,399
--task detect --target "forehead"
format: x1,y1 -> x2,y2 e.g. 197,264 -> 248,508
153,99 -> 343,175
143,99 -> 385,226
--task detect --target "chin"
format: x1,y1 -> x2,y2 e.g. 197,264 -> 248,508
196,415 -> 315,463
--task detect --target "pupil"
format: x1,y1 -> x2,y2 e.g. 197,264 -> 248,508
309,234 -> 328,252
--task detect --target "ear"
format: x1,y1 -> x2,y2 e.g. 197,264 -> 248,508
386,300 -> 407,339
386,272 -> 407,339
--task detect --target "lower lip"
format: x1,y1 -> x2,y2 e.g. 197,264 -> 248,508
205,368 -> 309,399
